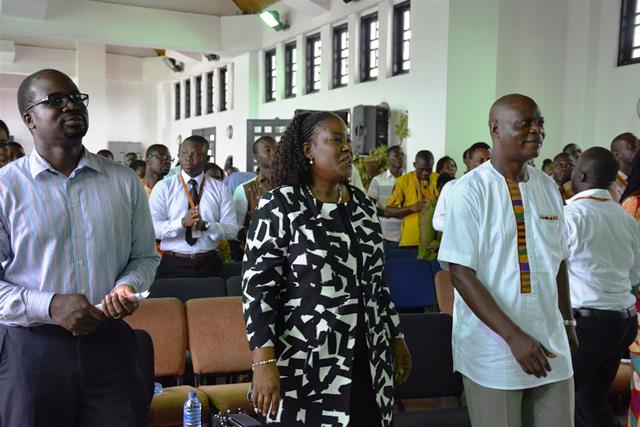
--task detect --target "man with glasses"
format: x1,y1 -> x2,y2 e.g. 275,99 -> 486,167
142,144 -> 171,198
149,135 -> 238,278
0,69 -> 159,426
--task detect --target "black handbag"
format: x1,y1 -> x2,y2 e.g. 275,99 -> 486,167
212,409 -> 263,427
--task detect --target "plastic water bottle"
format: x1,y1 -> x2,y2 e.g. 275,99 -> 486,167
153,382 -> 162,396
183,391 -> 202,427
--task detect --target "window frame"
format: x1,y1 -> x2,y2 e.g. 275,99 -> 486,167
360,12 -> 379,82
174,82 -> 180,120
219,67 -> 228,112
265,48 -> 277,103
206,71 -> 214,114
284,41 -> 297,98
184,79 -> 191,118
393,1 -> 411,75
195,75 -> 202,116
305,33 -> 322,94
332,23 -> 349,89
618,0 -> 640,66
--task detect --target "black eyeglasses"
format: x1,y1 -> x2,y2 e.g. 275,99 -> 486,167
26,92 -> 89,112
147,154 -> 173,162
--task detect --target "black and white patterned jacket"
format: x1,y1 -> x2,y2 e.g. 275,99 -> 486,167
242,184 -> 402,426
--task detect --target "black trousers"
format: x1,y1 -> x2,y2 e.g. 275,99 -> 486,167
0,320 -> 148,427
155,251 -> 222,279
572,313 -> 637,427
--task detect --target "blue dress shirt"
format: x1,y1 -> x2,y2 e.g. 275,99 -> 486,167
0,148 -> 160,326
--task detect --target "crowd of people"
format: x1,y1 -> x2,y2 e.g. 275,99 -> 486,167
0,68 -> 639,427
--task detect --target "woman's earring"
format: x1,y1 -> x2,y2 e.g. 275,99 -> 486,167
309,157 -> 314,165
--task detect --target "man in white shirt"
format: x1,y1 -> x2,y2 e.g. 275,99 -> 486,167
564,147 -> 640,427
433,142 -> 490,232
149,136 -> 238,278
438,94 -> 577,427
367,146 -> 404,252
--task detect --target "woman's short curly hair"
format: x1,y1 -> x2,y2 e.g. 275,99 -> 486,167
273,111 -> 339,187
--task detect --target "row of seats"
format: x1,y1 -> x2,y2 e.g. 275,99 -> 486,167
126,295 -> 471,426
125,297 -> 252,426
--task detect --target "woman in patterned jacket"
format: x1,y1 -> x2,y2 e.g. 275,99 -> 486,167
242,111 -> 412,426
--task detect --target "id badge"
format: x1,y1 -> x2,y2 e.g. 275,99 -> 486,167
191,229 -> 202,238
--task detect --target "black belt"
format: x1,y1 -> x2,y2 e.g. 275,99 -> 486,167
573,306 -> 637,320
163,250 -> 217,260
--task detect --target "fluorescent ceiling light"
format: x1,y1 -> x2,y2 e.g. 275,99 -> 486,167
259,10 -> 288,31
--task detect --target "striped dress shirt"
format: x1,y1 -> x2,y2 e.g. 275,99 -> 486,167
0,148 -> 160,327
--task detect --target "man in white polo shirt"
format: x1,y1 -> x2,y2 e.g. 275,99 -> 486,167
438,94 -> 577,427
564,147 -> 640,427
368,145 -> 404,253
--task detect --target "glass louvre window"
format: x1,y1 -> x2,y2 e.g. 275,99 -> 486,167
265,49 -> 277,102
184,79 -> 191,118
174,82 -> 180,120
220,67 -> 228,111
306,33 -> 322,93
360,13 -> 379,81
332,24 -> 349,88
618,0 -> 640,65
195,75 -> 202,116
206,71 -> 214,114
393,1 -> 411,74
285,41 -> 297,98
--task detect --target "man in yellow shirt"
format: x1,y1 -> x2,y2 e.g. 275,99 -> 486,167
385,150 -> 439,247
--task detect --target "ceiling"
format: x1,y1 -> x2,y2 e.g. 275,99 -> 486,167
92,0 -> 243,16
92,0 -> 279,15
0,0 -> 280,57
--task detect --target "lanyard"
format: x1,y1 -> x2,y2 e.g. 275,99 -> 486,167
179,174 -> 206,209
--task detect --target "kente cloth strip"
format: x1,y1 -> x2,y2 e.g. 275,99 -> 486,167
505,178 -> 531,294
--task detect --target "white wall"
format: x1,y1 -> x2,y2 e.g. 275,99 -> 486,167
254,0 -> 450,163
1,0 -> 638,168
442,0 -> 640,166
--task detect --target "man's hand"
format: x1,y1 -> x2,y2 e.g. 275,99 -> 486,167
50,294 -> 105,335
409,201 -> 426,213
507,329 -> 556,377
565,325 -> 579,352
181,206 -> 200,227
101,284 -> 139,319
391,338 -> 412,384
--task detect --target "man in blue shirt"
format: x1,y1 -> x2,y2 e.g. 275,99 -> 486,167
0,69 -> 159,426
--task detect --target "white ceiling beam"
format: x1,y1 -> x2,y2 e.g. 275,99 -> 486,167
280,0 -> 329,16
0,0 -> 49,20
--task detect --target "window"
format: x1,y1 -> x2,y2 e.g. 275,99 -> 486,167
332,24 -> 349,88
360,12 -> 379,82
393,1 -> 411,74
206,71 -> 214,114
195,75 -> 202,116
174,82 -> 180,120
184,79 -> 191,118
220,67 -> 228,111
619,0 -> 640,65
306,33 -> 322,94
265,48 -> 277,102
285,41 -> 297,98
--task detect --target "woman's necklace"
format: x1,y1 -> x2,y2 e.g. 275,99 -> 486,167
306,183 -> 343,204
